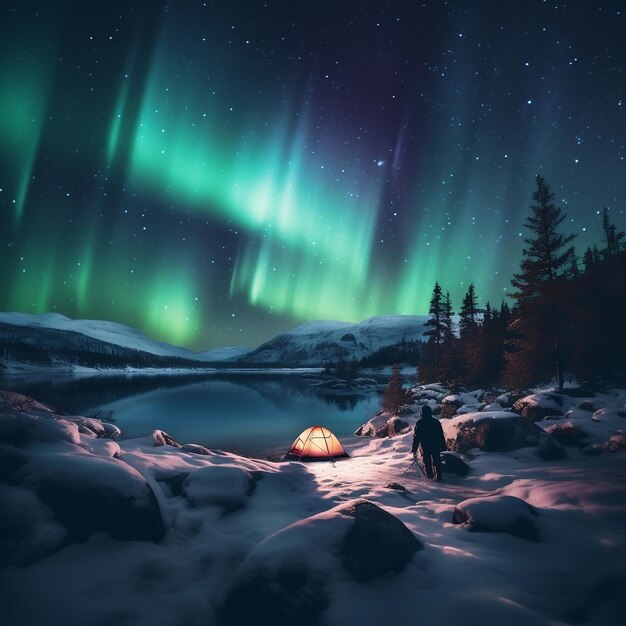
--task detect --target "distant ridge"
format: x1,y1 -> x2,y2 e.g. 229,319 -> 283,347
0,312 -> 428,370
237,315 -> 429,366
0,312 -> 250,364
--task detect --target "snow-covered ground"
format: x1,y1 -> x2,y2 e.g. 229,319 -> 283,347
0,386 -> 624,626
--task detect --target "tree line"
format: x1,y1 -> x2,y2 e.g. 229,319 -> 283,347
419,175 -> 626,389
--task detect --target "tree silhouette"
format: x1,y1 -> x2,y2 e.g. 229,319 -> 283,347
382,363 -> 406,413
504,176 -> 576,389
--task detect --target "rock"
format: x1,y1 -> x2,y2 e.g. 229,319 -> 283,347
577,400 -> 597,412
453,494 -> 540,541
386,417 -> 409,436
29,417 -> 81,445
604,433 -> 626,453
341,500 -> 423,582
14,454 -> 165,543
180,443 -> 211,455
76,417 -> 106,437
496,390 -> 530,408
440,395 -> 463,419
0,443 -> 28,481
101,422 -> 121,438
386,482 -> 407,491
441,451 -> 471,476
581,443 -> 604,456
545,423 -> 590,446
152,429 -> 181,448
218,500 -> 422,626
537,434 -> 566,460
0,483 -> 66,566
0,412 -> 38,446
444,411 -> 564,459
512,393 -> 564,421
182,465 -> 257,512
355,414 -> 408,438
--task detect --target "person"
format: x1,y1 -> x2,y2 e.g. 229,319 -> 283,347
411,404 -> 446,480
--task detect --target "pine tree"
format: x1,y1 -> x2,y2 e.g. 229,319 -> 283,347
383,363 -> 405,413
601,207 -> 625,260
459,283 -> 479,339
504,175 -> 576,389
422,282 -> 444,381
458,283 -> 481,384
439,290 -> 461,383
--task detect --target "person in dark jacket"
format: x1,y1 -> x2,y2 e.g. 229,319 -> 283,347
411,404 -> 447,480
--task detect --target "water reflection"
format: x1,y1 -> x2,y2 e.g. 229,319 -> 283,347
0,373 -> 383,457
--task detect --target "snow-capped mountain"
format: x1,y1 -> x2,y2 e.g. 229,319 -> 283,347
0,312 -> 428,370
0,312 -> 250,365
238,315 -> 430,365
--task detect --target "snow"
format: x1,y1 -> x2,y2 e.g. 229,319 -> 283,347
242,315 -> 431,364
0,386 -> 625,625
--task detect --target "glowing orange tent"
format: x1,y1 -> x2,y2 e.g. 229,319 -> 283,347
284,425 -> 349,461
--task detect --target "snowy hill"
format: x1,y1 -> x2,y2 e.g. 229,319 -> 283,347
0,313 -> 249,363
238,315 -> 430,365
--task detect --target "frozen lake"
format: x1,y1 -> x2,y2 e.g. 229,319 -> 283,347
0,372 -> 383,457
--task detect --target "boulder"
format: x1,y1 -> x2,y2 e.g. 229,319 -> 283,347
355,414 -> 408,438
545,423 -> 590,446
152,429 -> 181,448
453,494 -> 540,541
14,453 -> 165,543
604,433 -> 626,453
441,451 -> 471,476
386,482 -> 407,491
0,443 -> 28,481
444,411 -> 565,459
512,393 -> 564,421
341,500 -> 423,581
386,417 -> 410,437
495,390 -> 530,408
218,500 -> 422,626
440,395 -> 463,419
180,443 -> 211,455
182,465 -> 257,512
0,483 -> 66,566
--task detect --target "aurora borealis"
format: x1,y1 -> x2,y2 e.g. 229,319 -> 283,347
1,2 -> 625,350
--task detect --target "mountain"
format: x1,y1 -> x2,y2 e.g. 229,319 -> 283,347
236,315 -> 430,365
0,312 -> 428,371
0,312 -> 249,363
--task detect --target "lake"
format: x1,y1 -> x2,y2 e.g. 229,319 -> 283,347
0,372 -> 384,457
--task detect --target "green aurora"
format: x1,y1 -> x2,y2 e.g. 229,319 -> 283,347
1,2 -> 624,349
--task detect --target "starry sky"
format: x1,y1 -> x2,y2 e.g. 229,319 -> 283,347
1,1 -> 625,350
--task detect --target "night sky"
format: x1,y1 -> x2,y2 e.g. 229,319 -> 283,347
1,1 -> 625,350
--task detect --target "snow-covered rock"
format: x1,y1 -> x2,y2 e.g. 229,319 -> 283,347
440,394 -> 463,418
354,411 -> 412,438
218,499 -> 422,626
441,451 -> 471,476
179,443 -> 211,455
512,392 -> 564,420
182,465 -> 258,511
152,429 -> 181,448
453,495 -> 540,541
443,411 -> 565,459
544,422 -> 590,446
14,452 -> 165,542
0,483 -> 67,565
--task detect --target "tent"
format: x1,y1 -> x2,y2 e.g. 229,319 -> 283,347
283,425 -> 349,462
